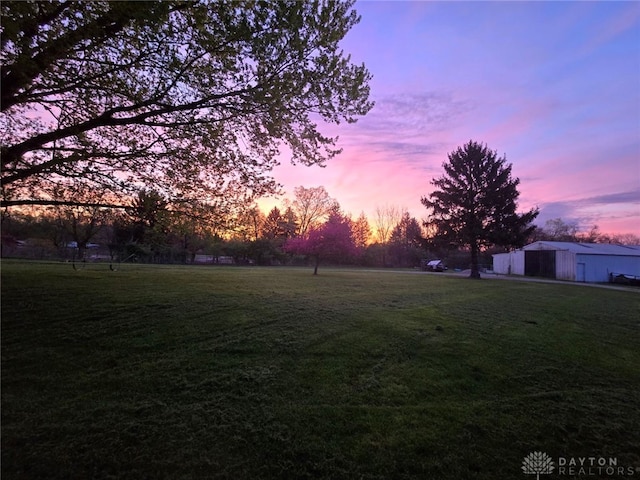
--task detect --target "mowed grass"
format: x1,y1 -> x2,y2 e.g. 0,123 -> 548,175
2,261 -> 639,480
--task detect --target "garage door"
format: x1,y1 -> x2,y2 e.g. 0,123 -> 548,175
525,250 -> 556,278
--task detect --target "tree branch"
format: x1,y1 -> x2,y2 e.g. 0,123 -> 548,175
1,199 -> 131,210
1,85 -> 259,172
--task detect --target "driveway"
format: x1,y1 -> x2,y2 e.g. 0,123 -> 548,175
441,269 -> 640,292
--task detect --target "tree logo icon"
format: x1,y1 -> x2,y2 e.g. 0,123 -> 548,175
522,451 -> 555,479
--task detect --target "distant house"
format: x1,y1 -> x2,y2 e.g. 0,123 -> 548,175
493,241 -> 640,283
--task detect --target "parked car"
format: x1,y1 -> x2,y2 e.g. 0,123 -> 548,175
421,259 -> 447,272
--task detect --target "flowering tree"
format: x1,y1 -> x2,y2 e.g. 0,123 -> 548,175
284,213 -> 358,275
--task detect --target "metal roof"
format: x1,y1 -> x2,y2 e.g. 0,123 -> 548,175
522,241 -> 640,256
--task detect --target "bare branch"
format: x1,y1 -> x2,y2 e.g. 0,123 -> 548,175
1,199 -> 130,210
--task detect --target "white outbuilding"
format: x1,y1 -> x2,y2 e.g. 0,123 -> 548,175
492,241 -> 640,283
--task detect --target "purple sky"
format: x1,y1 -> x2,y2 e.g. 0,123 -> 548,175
261,0 -> 640,236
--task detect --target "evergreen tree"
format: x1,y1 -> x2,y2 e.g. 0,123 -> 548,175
389,212 -> 423,267
422,140 -> 538,278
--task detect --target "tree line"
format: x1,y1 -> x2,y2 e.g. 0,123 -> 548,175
2,181 -> 636,272
0,185 -> 429,269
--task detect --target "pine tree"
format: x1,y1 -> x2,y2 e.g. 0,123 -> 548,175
422,140 -> 538,278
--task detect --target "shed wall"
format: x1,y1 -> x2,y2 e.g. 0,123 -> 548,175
577,254 -> 640,283
555,251 -> 576,281
512,251 -> 525,275
492,251 -> 524,275
492,253 -> 509,274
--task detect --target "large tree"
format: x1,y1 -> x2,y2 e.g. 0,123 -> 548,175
422,140 -> 538,279
0,1 -> 372,208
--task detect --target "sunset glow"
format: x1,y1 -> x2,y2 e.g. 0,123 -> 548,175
263,1 -> 640,236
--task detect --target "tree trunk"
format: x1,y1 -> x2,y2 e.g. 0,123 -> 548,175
313,255 -> 320,275
77,243 -> 87,262
469,240 -> 481,279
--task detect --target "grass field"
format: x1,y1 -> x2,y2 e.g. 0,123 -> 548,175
2,261 -> 639,479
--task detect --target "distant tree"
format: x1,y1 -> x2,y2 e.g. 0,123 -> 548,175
169,211 -> 210,264
389,212 -> 424,267
235,205 -> 265,242
577,224 -> 601,243
361,242 -> 386,268
128,190 -> 169,237
536,218 -> 579,242
422,140 -> 538,278
225,238 -> 250,265
247,237 -> 284,266
284,212 -> 357,275
605,233 -> 640,245
373,204 -> 404,244
352,212 -> 372,249
534,219 -> 640,246
280,207 -> 299,239
114,189 -> 172,261
290,186 -> 339,235
262,207 -> 285,239
372,204 -> 404,267
1,211 -> 36,243
48,183 -> 113,261
1,1 -> 373,208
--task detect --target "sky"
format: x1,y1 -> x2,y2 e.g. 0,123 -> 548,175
260,0 -> 640,237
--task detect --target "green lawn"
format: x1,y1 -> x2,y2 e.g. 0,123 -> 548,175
2,261 -> 639,479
